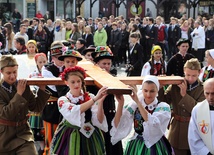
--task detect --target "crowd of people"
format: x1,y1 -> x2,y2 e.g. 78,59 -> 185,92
0,10 -> 214,155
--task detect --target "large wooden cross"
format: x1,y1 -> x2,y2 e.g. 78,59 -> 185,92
13,55 -> 184,94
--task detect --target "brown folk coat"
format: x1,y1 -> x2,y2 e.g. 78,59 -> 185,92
158,80 -> 205,150
0,82 -> 50,153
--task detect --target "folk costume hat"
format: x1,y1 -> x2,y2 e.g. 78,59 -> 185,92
50,41 -> 63,56
151,45 -> 162,55
0,55 -> 18,70
58,49 -> 83,61
176,38 -> 190,47
208,49 -> 214,59
82,45 -> 96,55
92,46 -> 114,63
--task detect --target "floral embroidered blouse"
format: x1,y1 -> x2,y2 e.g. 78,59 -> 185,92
57,91 -> 108,132
110,94 -> 171,148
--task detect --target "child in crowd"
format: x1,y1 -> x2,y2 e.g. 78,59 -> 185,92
199,49 -> 214,82
29,53 -> 48,155
141,45 -> 167,76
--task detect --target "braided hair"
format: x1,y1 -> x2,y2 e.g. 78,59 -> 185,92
149,56 -> 165,75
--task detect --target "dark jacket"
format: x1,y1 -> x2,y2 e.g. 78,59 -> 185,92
167,53 -> 195,76
109,29 -> 122,47
128,43 -> 145,76
120,30 -> 129,49
82,33 -> 94,47
168,25 -> 181,43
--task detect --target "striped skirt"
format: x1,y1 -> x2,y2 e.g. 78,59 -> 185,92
124,135 -> 172,155
50,120 -> 106,155
29,112 -> 44,141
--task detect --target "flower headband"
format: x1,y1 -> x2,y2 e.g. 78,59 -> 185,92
61,66 -> 86,81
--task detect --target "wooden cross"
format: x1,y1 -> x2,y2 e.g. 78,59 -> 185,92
13,55 -> 184,94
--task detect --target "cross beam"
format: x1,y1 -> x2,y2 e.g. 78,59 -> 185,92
12,55 -> 184,95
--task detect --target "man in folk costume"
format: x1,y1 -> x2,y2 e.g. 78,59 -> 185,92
158,58 -> 205,155
188,78 -> 214,155
0,55 -> 50,155
41,41 -> 64,155
167,38 -> 194,76
90,46 -> 123,155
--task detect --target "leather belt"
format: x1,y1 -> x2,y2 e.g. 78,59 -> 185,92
48,96 -> 58,102
0,118 -> 28,127
173,114 -> 190,122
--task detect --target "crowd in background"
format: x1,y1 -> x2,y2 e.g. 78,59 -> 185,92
1,8 -> 214,155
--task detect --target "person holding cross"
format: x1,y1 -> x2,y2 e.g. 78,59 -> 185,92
91,46 -> 123,155
188,78 -> 214,155
111,75 -> 172,155
41,41 -> 64,155
50,66 -> 108,155
0,55 -> 50,155
158,58 -> 205,155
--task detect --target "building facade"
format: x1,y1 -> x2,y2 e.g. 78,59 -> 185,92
0,0 -> 213,24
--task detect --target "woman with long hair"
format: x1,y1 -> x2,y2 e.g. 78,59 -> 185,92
53,19 -> 66,41
65,21 -> 72,41
141,45 -> 167,76
82,25 -> 94,47
69,23 -> 81,44
180,20 -> 192,40
4,22 -> 15,53
33,24 -> 48,54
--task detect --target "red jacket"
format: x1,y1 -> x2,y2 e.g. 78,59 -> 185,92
36,13 -> 43,19
157,24 -> 166,42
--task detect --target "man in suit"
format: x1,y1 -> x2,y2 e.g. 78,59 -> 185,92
102,17 -> 112,46
0,55 -> 50,155
109,22 -> 122,67
145,17 -> 158,61
168,17 -> 181,59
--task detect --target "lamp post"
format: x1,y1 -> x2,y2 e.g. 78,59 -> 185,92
189,0 -> 200,19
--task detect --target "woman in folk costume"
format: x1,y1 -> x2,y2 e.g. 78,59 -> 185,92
50,66 -> 108,155
29,53 -> 48,154
199,49 -> 214,82
111,75 -> 173,155
141,45 -> 167,76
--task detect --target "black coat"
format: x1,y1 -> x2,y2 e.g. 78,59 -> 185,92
128,43 -> 145,76
145,25 -> 158,45
168,25 -> 181,43
109,29 -> 122,46
166,53 -> 194,76
120,30 -> 129,49
82,33 -> 94,47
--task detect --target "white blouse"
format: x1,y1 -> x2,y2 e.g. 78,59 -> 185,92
141,61 -> 167,76
110,96 -> 171,148
57,92 -> 108,132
